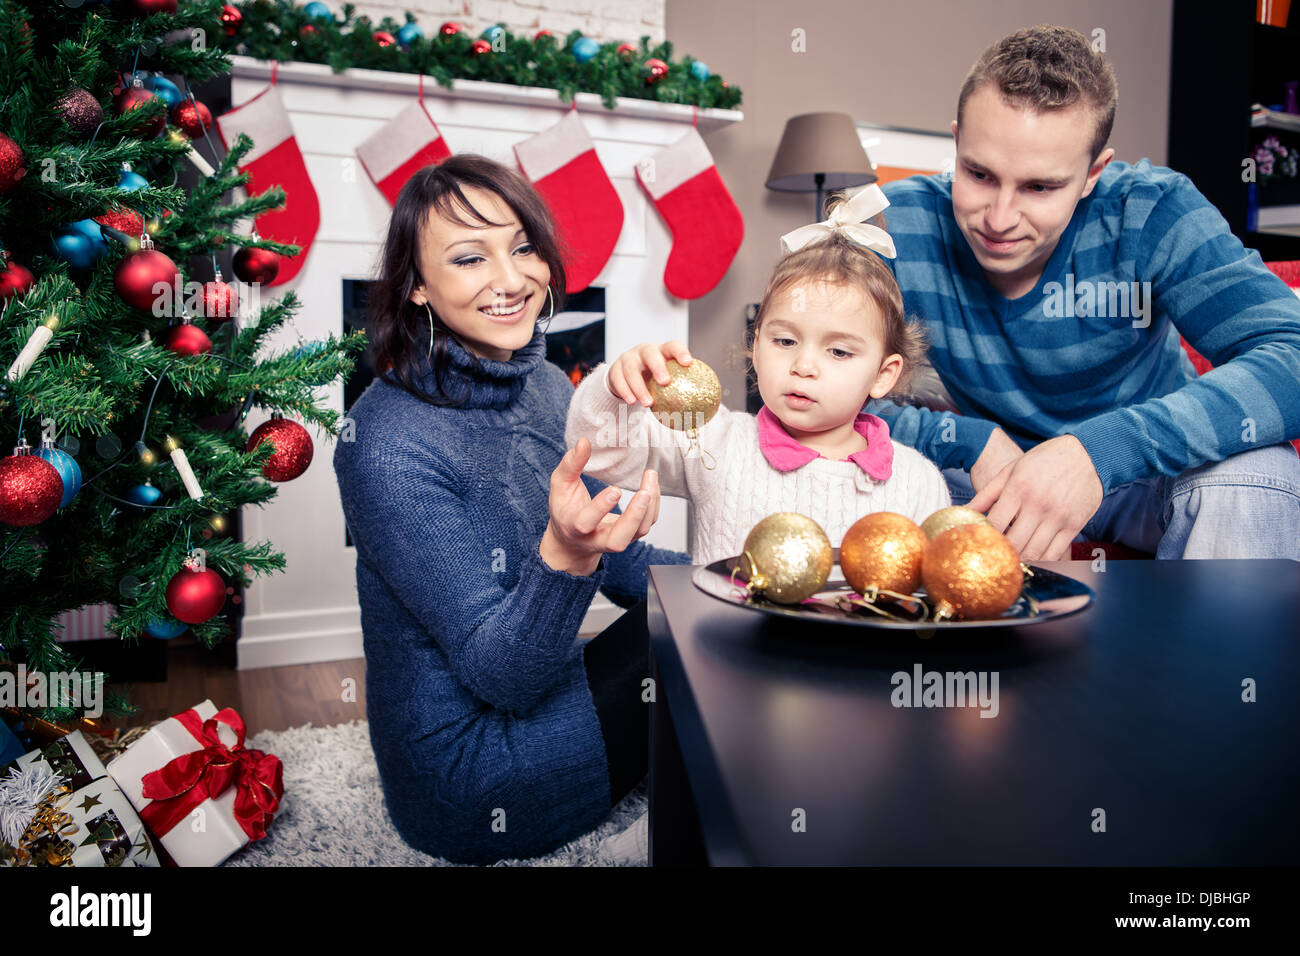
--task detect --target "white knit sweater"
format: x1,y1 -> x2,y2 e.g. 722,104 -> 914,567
565,363 -> 953,565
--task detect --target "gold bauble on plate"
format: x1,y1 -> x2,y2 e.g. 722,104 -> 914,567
737,512 -> 833,605
649,358 -> 721,431
840,512 -> 927,595
921,523 -> 1023,620
920,504 -> 992,540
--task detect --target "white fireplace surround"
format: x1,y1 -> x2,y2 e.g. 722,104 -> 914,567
228,56 -> 742,669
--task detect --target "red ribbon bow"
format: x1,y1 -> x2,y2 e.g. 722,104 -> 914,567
139,707 -> 284,844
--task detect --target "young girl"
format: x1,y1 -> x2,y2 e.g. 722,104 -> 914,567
565,184 -> 952,565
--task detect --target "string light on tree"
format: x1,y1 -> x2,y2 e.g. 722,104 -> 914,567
6,314 -> 58,384
162,435 -> 204,501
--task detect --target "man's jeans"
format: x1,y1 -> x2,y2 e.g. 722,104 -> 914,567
942,443 -> 1300,559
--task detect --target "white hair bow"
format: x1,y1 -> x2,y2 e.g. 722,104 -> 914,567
779,183 -> 897,258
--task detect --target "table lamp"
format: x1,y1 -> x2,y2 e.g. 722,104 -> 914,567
765,112 -> 877,220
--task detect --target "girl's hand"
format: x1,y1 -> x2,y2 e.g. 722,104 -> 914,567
606,340 -> 693,407
540,438 -> 662,575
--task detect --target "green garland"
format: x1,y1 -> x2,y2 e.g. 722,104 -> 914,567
217,0 -> 742,111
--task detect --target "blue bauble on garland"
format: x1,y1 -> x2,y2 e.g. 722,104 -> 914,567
397,22 -> 423,48
36,446 -> 81,508
482,24 -> 506,45
690,60 -> 710,81
303,1 -> 332,21
144,616 -> 188,639
50,224 -> 101,270
125,481 -> 162,508
571,37 -> 600,62
143,74 -> 182,109
117,166 -> 149,192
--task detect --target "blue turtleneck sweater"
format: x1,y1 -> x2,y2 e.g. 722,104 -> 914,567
333,326 -> 688,865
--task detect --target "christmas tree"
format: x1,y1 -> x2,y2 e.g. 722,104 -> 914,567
0,0 -> 364,726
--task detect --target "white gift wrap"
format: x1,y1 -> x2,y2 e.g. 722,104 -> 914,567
7,731 -> 158,867
106,699 -> 255,867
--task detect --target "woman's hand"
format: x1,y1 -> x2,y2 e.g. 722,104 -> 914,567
539,437 -> 662,576
606,340 -> 693,407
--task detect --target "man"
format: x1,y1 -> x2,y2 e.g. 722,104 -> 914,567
870,24 -> 1300,560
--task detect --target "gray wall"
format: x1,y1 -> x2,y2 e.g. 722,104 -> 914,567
666,0 -> 1173,403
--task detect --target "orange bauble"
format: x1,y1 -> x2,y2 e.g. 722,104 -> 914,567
921,524 -> 1023,620
840,512 -> 927,595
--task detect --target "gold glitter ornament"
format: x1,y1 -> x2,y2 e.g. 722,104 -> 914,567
840,512 -> 927,595
736,512 -> 834,604
649,358 -> 720,432
921,524 -> 1023,620
920,504 -> 992,540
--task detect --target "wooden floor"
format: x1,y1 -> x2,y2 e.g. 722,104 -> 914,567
104,643 -> 369,736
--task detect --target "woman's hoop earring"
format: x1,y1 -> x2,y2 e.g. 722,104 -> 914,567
541,285 -> 555,322
425,303 -> 435,361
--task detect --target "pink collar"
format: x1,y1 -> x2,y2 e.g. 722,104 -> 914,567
756,406 -> 894,480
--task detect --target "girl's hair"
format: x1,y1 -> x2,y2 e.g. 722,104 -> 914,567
367,154 -> 567,407
747,193 -> 928,396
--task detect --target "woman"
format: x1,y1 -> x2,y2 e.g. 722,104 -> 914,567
333,155 -> 688,865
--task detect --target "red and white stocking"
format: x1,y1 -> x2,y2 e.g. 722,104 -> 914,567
514,110 -> 623,294
636,127 -> 743,300
215,72 -> 320,287
356,90 -> 452,206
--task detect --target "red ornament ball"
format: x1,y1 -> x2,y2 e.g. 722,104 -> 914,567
165,563 -> 226,624
232,245 -> 279,284
199,280 -> 238,321
220,4 -> 242,35
57,89 -> 104,138
534,29 -> 553,41
127,0 -> 179,14
374,31 -> 396,47
160,322 -> 212,357
645,58 -> 669,83
440,22 -> 462,36
472,38 -> 491,55
0,131 -> 26,195
0,452 -> 63,527
0,256 -> 35,300
94,206 -> 144,238
170,100 -> 212,139
113,87 -> 166,139
301,24 -> 318,36
616,43 -> 636,57
115,248 -> 179,311
246,417 -> 314,481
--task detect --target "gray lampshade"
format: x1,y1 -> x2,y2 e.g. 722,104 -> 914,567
765,112 -> 877,192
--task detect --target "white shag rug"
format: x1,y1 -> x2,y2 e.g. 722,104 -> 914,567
220,720 -> 648,867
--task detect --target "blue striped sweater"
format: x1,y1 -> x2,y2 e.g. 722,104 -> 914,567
869,160 -> 1300,491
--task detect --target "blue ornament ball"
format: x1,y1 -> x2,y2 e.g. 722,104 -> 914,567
572,37 -> 600,62
143,75 -> 182,109
293,341 -> 333,386
482,24 -> 506,44
144,616 -> 188,639
117,167 -> 149,192
303,2 -> 332,21
125,481 -> 162,508
51,226 -> 99,270
690,60 -> 710,81
36,447 -> 81,508
397,22 -> 423,48
71,219 -> 109,255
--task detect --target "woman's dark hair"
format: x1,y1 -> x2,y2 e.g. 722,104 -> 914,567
367,154 -> 567,406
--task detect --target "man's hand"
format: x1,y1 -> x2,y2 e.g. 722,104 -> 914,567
970,427 -> 1025,493
966,434 -> 1104,561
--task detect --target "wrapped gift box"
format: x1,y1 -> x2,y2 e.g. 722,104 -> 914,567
1,731 -> 159,867
106,700 -> 283,867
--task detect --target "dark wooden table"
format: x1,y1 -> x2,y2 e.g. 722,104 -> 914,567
647,559 -> 1300,866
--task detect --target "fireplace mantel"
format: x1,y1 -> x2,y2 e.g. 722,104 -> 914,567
229,56 -> 743,669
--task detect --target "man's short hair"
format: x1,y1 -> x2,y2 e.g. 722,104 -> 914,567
957,25 -> 1118,162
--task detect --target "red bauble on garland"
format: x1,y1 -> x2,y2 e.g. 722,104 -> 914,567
0,253 -> 34,300
199,279 -> 238,321
127,0 -> 179,15
170,100 -> 212,139
113,86 -> 166,139
165,560 -> 226,624
374,31 -> 396,47
94,206 -> 144,237
472,39 -> 491,55
115,248 -> 179,311
246,415 -> 314,481
645,59 -> 669,84
0,131 -> 26,195
220,4 -> 242,35
616,43 -> 636,57
160,320 -> 212,356
232,245 -> 279,284
0,445 -> 63,527
440,22 -> 462,36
